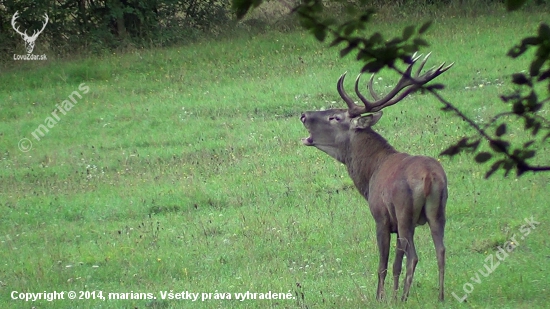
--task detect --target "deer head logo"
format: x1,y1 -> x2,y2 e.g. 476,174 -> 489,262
11,11 -> 49,54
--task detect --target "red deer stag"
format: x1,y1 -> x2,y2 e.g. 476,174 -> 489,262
300,53 -> 452,301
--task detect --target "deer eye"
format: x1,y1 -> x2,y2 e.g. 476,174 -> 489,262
329,115 -> 342,122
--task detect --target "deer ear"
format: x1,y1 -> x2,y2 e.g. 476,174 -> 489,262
351,111 -> 383,129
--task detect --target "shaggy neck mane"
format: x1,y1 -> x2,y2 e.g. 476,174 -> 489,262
345,129 -> 399,198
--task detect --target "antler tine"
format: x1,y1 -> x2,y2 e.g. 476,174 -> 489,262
353,52 -> 427,111
367,74 -> 379,100
354,74 -> 377,109
414,52 -> 431,78
340,53 -> 453,115
354,72 -> 392,106
365,64 -> 452,113
368,86 -> 418,113
442,62 -> 455,73
415,60 -> 454,83
352,60 -> 418,113
435,61 -> 454,76
352,52 -> 453,113
411,52 -> 423,64
337,72 -> 355,107
338,72 -> 366,117
367,62 -> 454,113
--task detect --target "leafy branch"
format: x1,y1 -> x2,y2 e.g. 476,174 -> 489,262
432,89 -> 550,178
438,20 -> 550,177
232,0 -> 550,178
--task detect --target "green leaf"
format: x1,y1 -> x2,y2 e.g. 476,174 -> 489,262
426,83 -> 445,90
467,139 -> 481,151
329,37 -> 344,47
402,25 -> 415,40
505,0 -> 528,11
413,38 -> 429,48
457,137 -> 469,147
507,45 -> 527,58
418,21 -> 432,34
440,145 -> 460,156
387,37 -> 403,46
233,0 -> 263,19
526,90 -> 539,111
359,10 -> 376,23
538,69 -> 550,81
370,32 -> 383,45
521,36 -> 540,46
485,160 -> 504,178
233,1 -> 253,19
313,27 -> 327,42
356,49 -> 367,61
475,152 -> 492,163
496,124 -> 507,137
530,56 -> 545,77
490,140 -> 510,153
500,93 -> 520,103
343,23 -> 356,36
513,101 -> 525,114
402,45 -> 417,54
511,73 -> 530,85
503,160 -> 514,177
310,1 -> 324,13
299,16 -> 315,29
523,150 -> 536,159
532,122 -> 541,136
361,60 -> 384,73
538,23 -> 550,40
340,44 -> 354,58
525,116 -> 535,129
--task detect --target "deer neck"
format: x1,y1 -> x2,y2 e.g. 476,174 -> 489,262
345,129 -> 398,199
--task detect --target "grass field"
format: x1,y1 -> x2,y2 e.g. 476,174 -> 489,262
1,5 -> 549,309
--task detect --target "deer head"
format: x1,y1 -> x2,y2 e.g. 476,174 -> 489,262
301,53 -> 453,163
12,11 -> 49,54
300,53 -> 453,301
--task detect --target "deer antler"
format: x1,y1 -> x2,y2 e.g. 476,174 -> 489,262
338,53 -> 454,117
337,71 -> 368,118
356,52 -> 454,113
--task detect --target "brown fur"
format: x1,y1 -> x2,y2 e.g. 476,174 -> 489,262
301,110 -> 447,301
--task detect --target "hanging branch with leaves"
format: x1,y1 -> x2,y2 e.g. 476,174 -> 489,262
233,0 -> 550,178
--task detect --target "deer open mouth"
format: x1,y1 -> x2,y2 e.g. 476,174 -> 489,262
302,135 -> 314,146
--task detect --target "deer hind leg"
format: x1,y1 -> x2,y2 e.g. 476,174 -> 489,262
426,189 -> 447,301
375,225 -> 391,300
398,224 -> 418,301
392,233 -> 405,299
429,220 -> 445,301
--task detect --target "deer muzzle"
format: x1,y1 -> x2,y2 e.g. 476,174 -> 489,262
300,113 -> 314,146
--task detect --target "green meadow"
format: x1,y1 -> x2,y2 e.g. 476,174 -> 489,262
1,5 -> 549,309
